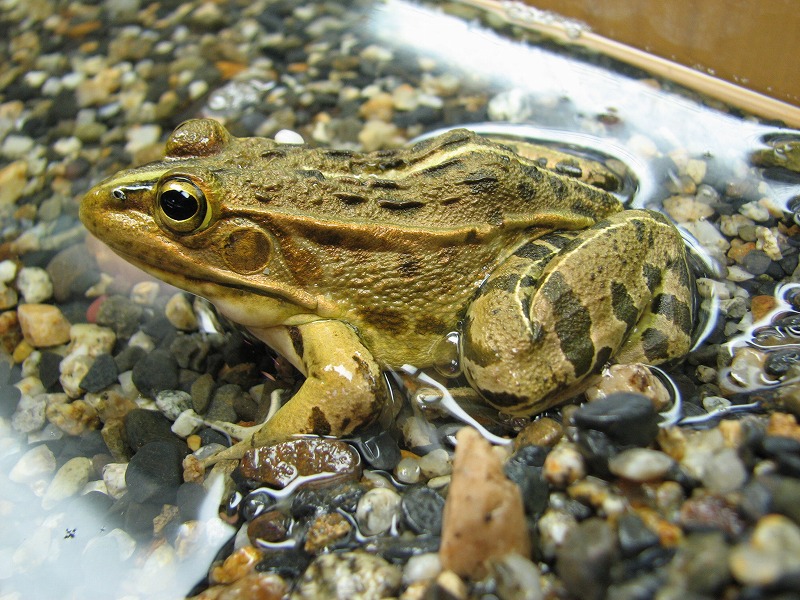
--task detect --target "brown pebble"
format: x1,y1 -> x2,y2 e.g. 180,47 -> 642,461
514,416 -> 563,449
767,412 -> 800,442
240,438 -> 362,488
679,493 -> 746,538
439,427 -> 530,578
304,512 -> 351,553
210,546 -> 262,585
190,573 -> 287,600
751,295 -> 777,322
17,303 -> 71,347
248,510 -> 291,545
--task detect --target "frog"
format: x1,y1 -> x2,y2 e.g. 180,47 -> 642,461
80,118 -> 694,461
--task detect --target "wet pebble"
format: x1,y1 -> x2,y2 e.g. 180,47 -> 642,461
572,392 -> 660,446
356,487 -> 401,536
401,485 -> 445,535
240,438 -> 362,488
8,442 -> 56,484
304,512 -> 352,553
608,448 -> 675,482
125,407 -> 181,451
293,551 -> 401,600
248,510 -> 291,544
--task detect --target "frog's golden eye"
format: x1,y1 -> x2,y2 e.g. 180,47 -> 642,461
156,178 -> 208,233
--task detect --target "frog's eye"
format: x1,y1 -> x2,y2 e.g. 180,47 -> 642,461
156,178 -> 208,233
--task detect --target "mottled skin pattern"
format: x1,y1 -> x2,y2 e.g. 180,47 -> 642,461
80,119 -> 693,460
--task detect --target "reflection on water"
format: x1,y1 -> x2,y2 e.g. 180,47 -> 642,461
2,0 -> 799,598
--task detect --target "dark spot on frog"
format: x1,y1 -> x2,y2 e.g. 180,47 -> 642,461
652,293 -> 693,335
594,346 -> 613,373
420,157 -> 464,177
310,407 -> 332,436
377,197 -> 425,209
288,326 -> 304,359
334,192 -> 367,205
358,307 -> 407,334
414,317 -> 449,335
611,281 -> 639,330
398,256 -> 421,278
540,271 -> 595,378
641,327 -> 670,361
296,169 -> 325,180
514,240 -> 555,262
643,263 -> 662,293
548,175 -> 567,200
367,179 -> 401,190
478,388 -> 528,409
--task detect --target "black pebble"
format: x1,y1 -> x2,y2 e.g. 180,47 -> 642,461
0,384 -> 21,418
617,512 -> 660,558
80,353 -> 119,393
125,408 -> 181,452
38,351 -> 62,390
131,349 -> 180,397
96,295 -> 143,339
204,383 -> 242,423
198,427 -> 231,448
114,345 -> 146,373
125,440 -> 187,503
504,459 -> 549,517
401,485 -> 445,535
256,548 -> 311,579
351,427 -> 402,470
123,500 -> 164,536
741,250 -> 772,276
176,482 -> 208,522
572,393 -> 660,447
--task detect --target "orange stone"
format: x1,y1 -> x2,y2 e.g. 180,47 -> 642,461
750,295 -> 778,322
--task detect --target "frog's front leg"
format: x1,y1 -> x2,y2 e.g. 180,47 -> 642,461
462,209 -> 693,416
203,319 -> 385,464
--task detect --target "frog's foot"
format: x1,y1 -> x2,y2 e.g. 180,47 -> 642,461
200,319 -> 385,467
462,209 -> 694,416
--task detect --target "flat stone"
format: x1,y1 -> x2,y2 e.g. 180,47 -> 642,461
439,427 -> 530,578
356,487 -> 402,536
125,407 -> 181,451
240,438 -> 362,488
248,509 -> 291,544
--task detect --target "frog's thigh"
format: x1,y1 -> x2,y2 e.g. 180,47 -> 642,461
251,320 -> 385,446
463,210 -> 693,416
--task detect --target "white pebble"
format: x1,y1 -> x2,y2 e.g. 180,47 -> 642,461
9,443 -> 56,484
0,260 -> 18,283
608,448 -> 675,482
418,448 -> 451,479
125,124 -> 161,154
69,323 -> 116,356
395,456 -> 421,484
739,200 -> 770,222
543,442 -> 586,488
42,456 -> 94,509
274,129 -> 305,144
755,226 -> 782,260
403,552 -> 441,585
11,392 -> 47,433
156,389 -> 192,421
16,267 -> 53,304
726,265 -> 754,282
102,462 -> 128,499
356,487 -> 401,535
702,447 -> 747,494
172,409 -> 202,438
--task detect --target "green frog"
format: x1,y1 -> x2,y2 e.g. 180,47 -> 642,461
80,118 -> 694,459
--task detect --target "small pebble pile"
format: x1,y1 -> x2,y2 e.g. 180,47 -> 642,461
1,1 -> 800,599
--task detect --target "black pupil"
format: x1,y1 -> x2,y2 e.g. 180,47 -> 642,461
160,189 -> 199,221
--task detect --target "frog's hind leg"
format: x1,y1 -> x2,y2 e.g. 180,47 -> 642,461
462,209 -> 693,416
